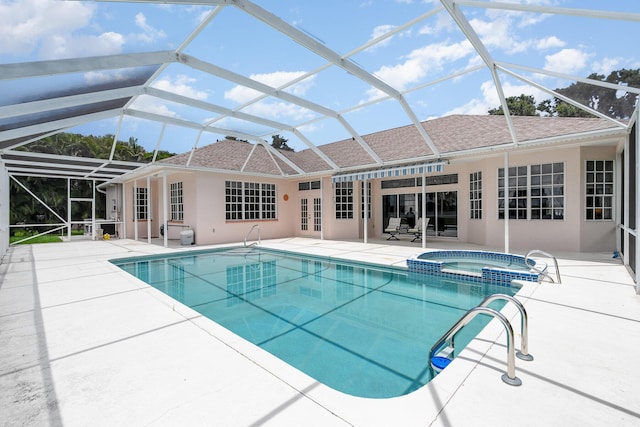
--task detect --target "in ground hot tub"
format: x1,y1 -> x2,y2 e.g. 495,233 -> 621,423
407,250 -> 544,285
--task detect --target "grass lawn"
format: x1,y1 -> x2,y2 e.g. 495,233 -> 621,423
10,229 -> 85,244
10,234 -> 63,244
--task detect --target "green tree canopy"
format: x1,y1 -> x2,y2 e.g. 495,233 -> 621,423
271,134 -> 294,152
488,94 -> 539,116
490,68 -> 640,118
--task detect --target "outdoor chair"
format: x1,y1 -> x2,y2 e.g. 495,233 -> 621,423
384,217 -> 402,240
408,217 -> 430,242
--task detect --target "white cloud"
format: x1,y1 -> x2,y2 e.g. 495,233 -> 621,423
152,75 -> 209,100
132,12 -> 166,43
225,71 -> 315,103
366,24 -> 396,51
130,95 -> 178,118
544,48 -> 590,74
445,80 -> 548,116
0,0 -> 123,59
41,32 -> 124,60
592,57 -> 622,76
535,36 -> 565,50
371,40 -> 474,93
224,71 -> 317,121
470,17 -> 530,54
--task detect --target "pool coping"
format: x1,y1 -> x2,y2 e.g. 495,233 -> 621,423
107,240 -> 539,425
2,237 -> 639,426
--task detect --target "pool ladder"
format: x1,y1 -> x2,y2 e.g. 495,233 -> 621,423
244,224 -> 261,247
525,249 -> 561,284
428,294 -> 533,386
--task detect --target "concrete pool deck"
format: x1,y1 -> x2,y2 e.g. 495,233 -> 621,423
1,237 -> 639,426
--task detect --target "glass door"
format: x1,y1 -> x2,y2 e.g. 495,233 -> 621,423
301,198 -> 308,231
425,191 -> 457,237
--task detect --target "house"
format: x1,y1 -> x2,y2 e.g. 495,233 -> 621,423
112,114 -> 632,254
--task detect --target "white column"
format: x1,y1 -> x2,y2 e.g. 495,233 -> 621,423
504,152 -> 510,254
635,111 -> 640,292
320,178 -> 324,240
121,183 -> 127,240
133,180 -> 138,242
421,171 -> 426,249
163,173 -> 168,248
67,178 -> 72,241
363,179 -> 368,244
146,176 -> 151,244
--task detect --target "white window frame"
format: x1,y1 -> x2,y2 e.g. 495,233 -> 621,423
170,182 -> 183,221
470,171 -> 482,219
585,160 -> 614,221
135,187 -> 148,220
335,181 -> 353,219
225,181 -> 277,221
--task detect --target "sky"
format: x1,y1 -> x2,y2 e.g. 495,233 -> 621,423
1,0 -> 639,154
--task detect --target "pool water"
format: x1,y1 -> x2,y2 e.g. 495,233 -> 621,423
443,260 -> 531,274
111,247 -> 518,398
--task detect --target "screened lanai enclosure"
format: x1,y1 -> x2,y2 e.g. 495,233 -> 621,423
0,1 -> 639,290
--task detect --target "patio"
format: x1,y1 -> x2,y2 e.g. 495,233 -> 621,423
1,238 -> 639,426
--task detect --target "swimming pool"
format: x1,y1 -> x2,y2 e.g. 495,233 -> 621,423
111,247 -> 520,398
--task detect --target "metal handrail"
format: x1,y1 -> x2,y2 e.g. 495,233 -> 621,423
525,249 -> 561,284
479,294 -> 533,361
429,306 -> 522,386
244,224 -> 261,247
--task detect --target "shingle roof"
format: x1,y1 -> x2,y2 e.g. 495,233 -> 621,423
161,115 -> 623,177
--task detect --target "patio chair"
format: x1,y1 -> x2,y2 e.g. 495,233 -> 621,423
384,217 -> 402,240
408,217 -> 430,242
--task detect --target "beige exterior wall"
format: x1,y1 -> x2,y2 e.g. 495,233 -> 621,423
579,146 -> 617,252
119,140 -> 619,253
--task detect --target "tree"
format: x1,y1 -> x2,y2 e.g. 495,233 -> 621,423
12,132 -> 175,230
537,68 -> 640,119
488,94 -> 539,116
271,134 -> 294,151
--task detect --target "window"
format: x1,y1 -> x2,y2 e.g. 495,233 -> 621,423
261,183 -> 276,219
498,163 -> 565,220
586,160 -> 614,220
225,181 -> 277,220
361,181 -> 371,219
380,174 -> 458,189
170,182 -> 183,221
531,163 -> 564,220
298,180 -> 321,191
498,166 -> 528,219
335,181 -> 353,219
470,171 -> 482,219
135,187 -> 148,220
225,181 -> 243,220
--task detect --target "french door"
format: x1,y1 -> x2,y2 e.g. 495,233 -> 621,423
382,191 -> 457,237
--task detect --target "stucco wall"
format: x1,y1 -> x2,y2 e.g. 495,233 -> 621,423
480,147 -> 583,253
579,146 -> 617,252
193,172 -> 298,245
118,138 -> 620,253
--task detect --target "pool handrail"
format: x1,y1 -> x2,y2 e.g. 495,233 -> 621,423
244,224 -> 261,247
525,249 -> 561,284
428,306 -> 522,386
479,294 -> 533,361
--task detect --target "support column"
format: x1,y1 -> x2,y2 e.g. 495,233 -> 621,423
363,179 -> 369,244
422,171 -> 427,249
163,173 -> 168,248
504,152 -> 510,254
146,176 -> 151,245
